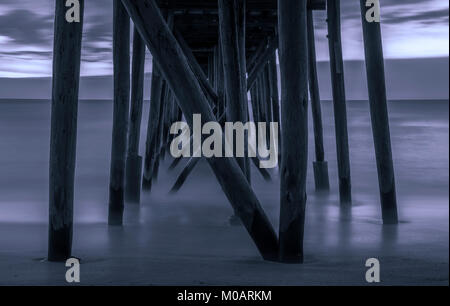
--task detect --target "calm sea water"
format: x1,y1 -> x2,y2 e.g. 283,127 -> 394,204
0,99 -> 447,222
0,99 -> 448,285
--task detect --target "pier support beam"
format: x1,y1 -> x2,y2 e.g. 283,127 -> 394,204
327,0 -> 351,204
142,62 -> 163,191
218,0 -> 248,177
108,0 -> 130,225
278,0 -> 309,263
125,27 -> 145,203
307,10 -> 329,191
121,0 -> 278,261
360,0 -> 398,224
48,0 -> 84,261
236,0 -> 251,184
268,52 -> 281,163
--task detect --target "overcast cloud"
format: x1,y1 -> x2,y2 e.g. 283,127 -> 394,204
0,0 -> 448,77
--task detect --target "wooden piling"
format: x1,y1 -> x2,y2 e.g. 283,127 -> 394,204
268,51 -> 281,162
307,10 -> 329,191
142,62 -> 163,190
125,27 -> 145,203
218,0 -> 247,177
257,75 -> 266,124
327,0 -> 351,204
108,0 -> 130,226
121,0 -> 279,261
263,63 -> 273,147
216,43 -> 226,118
236,0 -> 251,183
359,0 -> 398,224
278,0 -> 309,263
48,0 -> 84,261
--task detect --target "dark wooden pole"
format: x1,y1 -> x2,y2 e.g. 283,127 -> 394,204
278,0 -> 309,263
153,80 -> 170,181
125,27 -> 145,203
161,88 -> 173,160
48,0 -> 84,262
236,0 -> 251,183
359,0 -> 398,224
121,0 -> 278,261
307,10 -> 329,191
263,63 -> 272,147
208,53 -> 215,86
142,62 -> 163,190
217,43 -> 226,117
327,0 -> 351,204
108,0 -> 130,225
268,51 -> 281,163
218,0 -> 247,177
257,75 -> 266,124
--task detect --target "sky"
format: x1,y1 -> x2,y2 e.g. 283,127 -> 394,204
0,0 -> 448,78
0,0 -> 448,99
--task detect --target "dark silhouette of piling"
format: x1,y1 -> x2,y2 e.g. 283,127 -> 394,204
278,0 -> 309,263
359,0 -> 398,224
218,0 -> 248,177
268,52 -> 281,162
327,0 -> 351,204
236,0 -> 251,183
125,27 -> 145,203
108,0 -> 130,226
307,10 -> 329,191
142,62 -> 163,191
48,0 -> 84,261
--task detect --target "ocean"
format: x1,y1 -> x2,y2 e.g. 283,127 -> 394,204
0,99 -> 448,285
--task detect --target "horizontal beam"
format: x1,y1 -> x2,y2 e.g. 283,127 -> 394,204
156,0 -> 326,11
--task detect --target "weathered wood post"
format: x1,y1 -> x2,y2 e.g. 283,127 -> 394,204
268,51 -> 281,163
48,0 -> 84,261
263,63 -> 273,147
125,27 -> 145,203
142,62 -> 163,191
327,0 -> 351,204
307,9 -> 330,191
121,0 -> 278,261
161,87 -> 173,160
215,44 -> 225,118
218,0 -> 247,177
278,0 -> 309,263
257,75 -> 266,124
217,43 -> 226,118
154,80 -> 168,178
208,53 -> 215,86
236,0 -> 251,184
219,0 -> 250,225
359,0 -> 398,224
108,0 -> 130,225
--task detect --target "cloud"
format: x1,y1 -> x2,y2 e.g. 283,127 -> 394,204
0,0 -> 448,77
